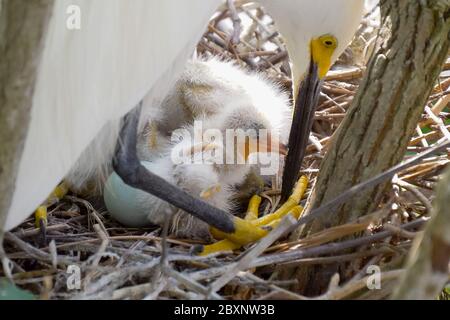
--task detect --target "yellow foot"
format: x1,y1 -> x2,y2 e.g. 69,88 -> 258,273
250,175 -> 307,227
196,239 -> 241,256
34,182 -> 69,230
257,205 -> 303,230
197,176 -> 308,256
47,181 -> 69,203
34,205 -> 48,245
35,206 -> 48,229
244,195 -> 262,221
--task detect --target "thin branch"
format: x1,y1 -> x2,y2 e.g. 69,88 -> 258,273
227,0 -> 242,45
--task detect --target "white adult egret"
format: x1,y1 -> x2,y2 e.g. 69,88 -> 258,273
5,0 -> 223,231
3,0 -> 364,247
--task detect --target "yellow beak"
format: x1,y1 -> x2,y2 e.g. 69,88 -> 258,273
281,35 -> 337,201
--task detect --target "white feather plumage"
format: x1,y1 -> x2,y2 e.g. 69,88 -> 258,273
6,0 -> 222,230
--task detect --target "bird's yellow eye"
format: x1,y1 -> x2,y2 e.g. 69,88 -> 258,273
310,34 -> 338,79
320,35 -> 338,49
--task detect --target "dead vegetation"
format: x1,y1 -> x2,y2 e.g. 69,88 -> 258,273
1,1 -> 449,300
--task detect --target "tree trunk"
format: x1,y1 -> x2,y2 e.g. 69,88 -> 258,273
0,0 -> 54,238
291,0 -> 450,295
391,165 -> 450,300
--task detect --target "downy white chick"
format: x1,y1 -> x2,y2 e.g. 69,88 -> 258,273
105,97 -> 290,239
68,58 -> 292,238
141,57 -> 292,157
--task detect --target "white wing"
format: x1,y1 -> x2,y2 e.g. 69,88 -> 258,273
5,0 -> 222,230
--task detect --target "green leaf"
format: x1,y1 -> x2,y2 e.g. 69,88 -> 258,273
0,279 -> 35,300
444,284 -> 450,295
421,126 -> 432,134
405,151 -> 418,157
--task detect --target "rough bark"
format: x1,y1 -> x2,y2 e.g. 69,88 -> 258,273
0,1 -> 54,238
392,165 -> 450,300
291,0 -> 450,295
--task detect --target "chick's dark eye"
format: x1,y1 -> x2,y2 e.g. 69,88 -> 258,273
324,40 -> 333,46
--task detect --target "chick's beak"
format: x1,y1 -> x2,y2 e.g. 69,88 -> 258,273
242,135 -> 288,160
262,135 -> 288,156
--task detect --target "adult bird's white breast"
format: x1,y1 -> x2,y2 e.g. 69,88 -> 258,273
5,0 -> 222,230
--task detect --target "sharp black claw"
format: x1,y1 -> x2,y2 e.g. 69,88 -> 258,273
190,245 -> 204,256
261,225 -> 273,232
37,219 -> 47,247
